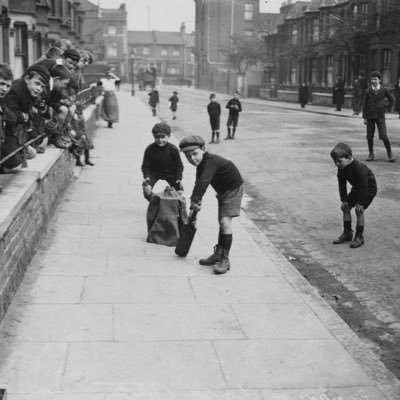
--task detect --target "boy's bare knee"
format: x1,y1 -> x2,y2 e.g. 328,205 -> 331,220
219,217 -> 232,233
355,207 -> 364,217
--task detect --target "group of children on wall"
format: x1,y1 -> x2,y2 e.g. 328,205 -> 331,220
140,69 -> 396,278
0,39 -> 103,174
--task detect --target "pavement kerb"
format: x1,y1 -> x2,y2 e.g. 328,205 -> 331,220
137,89 -> 400,399
160,84 -> 400,120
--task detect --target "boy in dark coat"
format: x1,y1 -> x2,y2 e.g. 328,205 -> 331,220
141,122 -> 184,200
393,77 -> 400,118
0,64 -> 13,172
298,82 -> 309,108
330,142 -> 377,249
352,73 -> 366,115
207,93 -> 221,144
362,70 -> 395,162
225,91 -> 242,140
148,88 -> 159,117
179,135 -> 244,274
333,75 -> 345,111
168,90 -> 179,120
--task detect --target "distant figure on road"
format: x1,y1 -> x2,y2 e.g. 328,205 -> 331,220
207,93 -> 221,144
225,91 -> 242,140
148,88 -> 159,117
168,90 -> 179,120
100,70 -> 120,128
330,142 -> 377,249
333,74 -> 345,111
141,122 -> 183,201
179,135 -> 244,274
298,82 -> 309,108
352,73 -> 367,115
362,70 -> 395,162
393,77 -> 400,118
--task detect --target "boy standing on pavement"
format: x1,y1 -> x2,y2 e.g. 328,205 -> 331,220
363,71 -> 395,162
207,93 -> 221,144
330,142 -> 377,249
179,135 -> 244,274
168,91 -> 179,120
225,91 -> 242,140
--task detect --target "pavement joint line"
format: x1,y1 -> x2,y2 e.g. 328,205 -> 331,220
187,277 -> 199,303
228,303 -> 249,340
58,342 -> 70,392
210,340 -> 229,386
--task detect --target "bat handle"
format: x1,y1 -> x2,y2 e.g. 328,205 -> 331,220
189,211 -> 197,223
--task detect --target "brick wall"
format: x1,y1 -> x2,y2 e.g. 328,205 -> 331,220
0,105 -> 96,323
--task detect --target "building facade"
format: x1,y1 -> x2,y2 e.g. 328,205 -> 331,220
128,23 -> 195,87
264,0 -> 400,91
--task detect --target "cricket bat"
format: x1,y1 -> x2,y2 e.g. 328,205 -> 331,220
175,211 -> 198,257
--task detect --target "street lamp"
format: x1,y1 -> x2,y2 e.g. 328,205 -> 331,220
130,50 -> 136,96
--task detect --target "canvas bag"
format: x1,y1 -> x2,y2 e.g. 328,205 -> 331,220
146,186 -> 188,246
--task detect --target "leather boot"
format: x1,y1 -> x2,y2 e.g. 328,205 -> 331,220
199,245 -> 222,266
85,150 -> 94,166
224,128 -> 231,140
388,152 -> 396,162
366,153 -> 374,161
333,229 -> 353,244
350,233 -> 364,248
213,249 -> 230,274
231,128 -> 236,139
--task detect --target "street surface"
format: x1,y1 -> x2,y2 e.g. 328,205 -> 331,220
142,86 -> 400,378
0,88 -> 399,399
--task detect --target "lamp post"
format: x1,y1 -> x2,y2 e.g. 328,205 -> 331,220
130,50 -> 136,96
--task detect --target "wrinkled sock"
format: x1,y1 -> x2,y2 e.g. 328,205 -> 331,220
356,225 -> 364,235
344,221 -> 352,231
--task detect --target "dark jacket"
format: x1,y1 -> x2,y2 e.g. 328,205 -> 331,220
332,78 -> 345,105
191,152 -> 243,202
169,94 -> 179,111
148,90 -> 159,107
226,98 -> 242,115
394,83 -> 400,112
353,80 -> 364,98
207,102 -> 221,118
362,86 -> 394,119
141,142 -> 183,180
337,159 -> 377,206
298,85 -> 309,105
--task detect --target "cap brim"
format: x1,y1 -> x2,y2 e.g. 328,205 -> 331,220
180,145 -> 202,152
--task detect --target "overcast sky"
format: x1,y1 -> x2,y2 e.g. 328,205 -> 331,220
98,0 -> 284,32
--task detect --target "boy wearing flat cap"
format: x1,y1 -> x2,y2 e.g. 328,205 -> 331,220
141,122 -> 184,200
363,70 -> 395,162
179,135 -> 244,274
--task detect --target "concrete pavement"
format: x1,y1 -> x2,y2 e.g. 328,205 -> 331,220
0,88 -> 399,400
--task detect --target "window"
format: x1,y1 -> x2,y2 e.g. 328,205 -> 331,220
107,42 -> 117,57
311,58 -> 318,84
312,18 -> 319,42
292,24 -> 297,45
172,49 -> 180,56
327,55 -> 334,86
291,66 -> 297,84
383,50 -> 391,67
143,47 -> 149,55
14,23 -> 27,54
352,5 -> 358,18
108,26 -> 116,35
244,3 -> 254,21
167,64 -> 179,75
161,48 -> 168,56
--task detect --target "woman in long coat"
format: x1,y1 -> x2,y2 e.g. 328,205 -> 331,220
100,70 -> 120,128
332,75 -> 345,111
298,82 -> 309,108
394,77 -> 400,118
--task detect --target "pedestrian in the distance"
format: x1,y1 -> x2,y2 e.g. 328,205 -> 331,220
352,73 -> 366,115
148,87 -> 159,117
179,135 -> 244,274
362,70 -> 395,162
99,69 -> 120,128
225,91 -> 242,140
169,90 -> 179,120
333,74 -> 345,111
298,81 -> 309,108
141,122 -> 183,200
393,77 -> 400,118
330,142 -> 377,249
207,93 -> 221,144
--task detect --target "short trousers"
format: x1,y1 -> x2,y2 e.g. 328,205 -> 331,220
366,118 -> 388,140
209,115 -> 220,130
227,114 -> 239,127
347,190 -> 376,210
217,184 -> 244,219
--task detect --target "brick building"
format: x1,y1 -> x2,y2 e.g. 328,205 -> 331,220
128,22 -> 194,86
264,0 -> 400,92
193,0 -> 276,94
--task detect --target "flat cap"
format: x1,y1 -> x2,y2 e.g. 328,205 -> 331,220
63,49 -> 81,62
23,64 -> 51,84
370,70 -> 382,79
179,135 -> 205,152
152,122 -> 171,136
